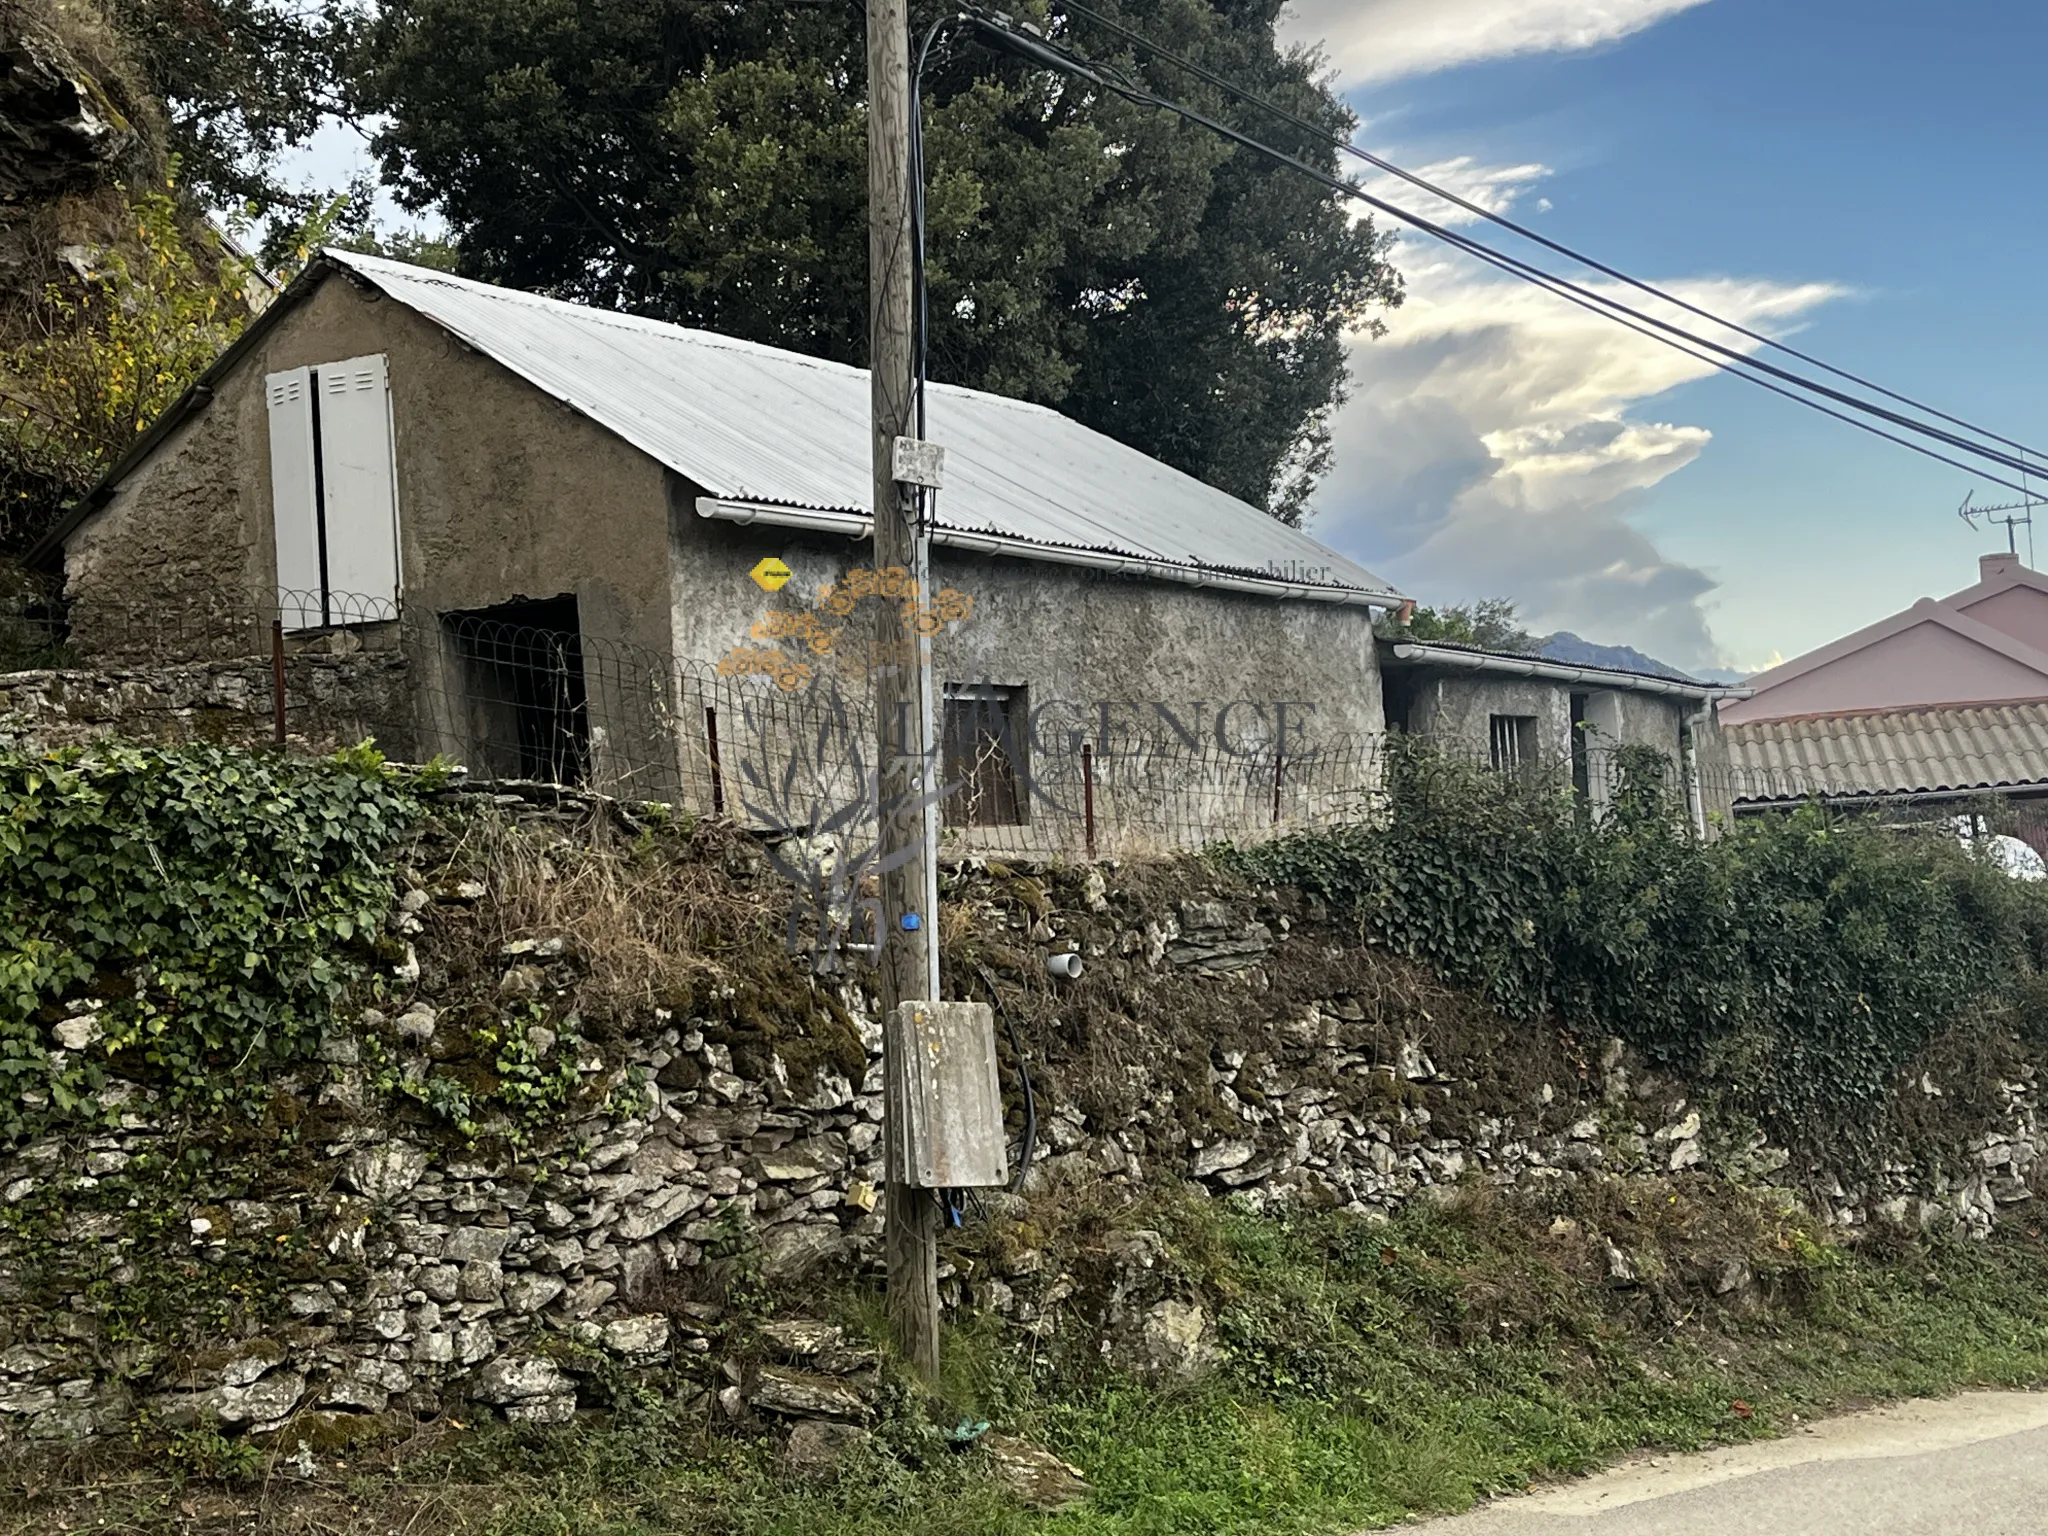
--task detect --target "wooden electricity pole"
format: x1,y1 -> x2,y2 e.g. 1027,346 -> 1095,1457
867,0 -> 943,1379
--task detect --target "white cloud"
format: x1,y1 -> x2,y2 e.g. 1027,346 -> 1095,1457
1313,243 -> 1841,672
1355,155 -> 1552,228
1282,0 -> 1714,87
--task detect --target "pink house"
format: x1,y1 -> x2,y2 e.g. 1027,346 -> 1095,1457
1721,552 -> 2048,725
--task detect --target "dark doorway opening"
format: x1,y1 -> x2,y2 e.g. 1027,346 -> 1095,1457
445,594 -> 590,785
1381,669 -> 1422,734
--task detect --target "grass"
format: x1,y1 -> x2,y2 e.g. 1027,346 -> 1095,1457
7,1183 -> 2048,1536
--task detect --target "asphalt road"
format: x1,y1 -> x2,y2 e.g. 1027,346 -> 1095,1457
1410,1392 -> 2048,1535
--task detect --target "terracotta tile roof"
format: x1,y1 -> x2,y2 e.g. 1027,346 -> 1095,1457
1725,702 -> 2048,802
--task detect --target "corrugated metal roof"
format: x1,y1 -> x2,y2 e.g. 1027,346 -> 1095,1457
327,250 -> 1402,603
1383,639 -> 1732,696
1725,702 -> 2048,801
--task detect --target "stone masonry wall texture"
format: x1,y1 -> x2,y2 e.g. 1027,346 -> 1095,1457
0,652 -> 413,757
0,787 -> 2040,1451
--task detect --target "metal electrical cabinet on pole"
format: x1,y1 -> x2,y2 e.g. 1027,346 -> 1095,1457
866,0 -> 944,1381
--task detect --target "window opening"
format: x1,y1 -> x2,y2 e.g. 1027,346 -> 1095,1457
943,685 -> 1027,827
1488,713 -> 1538,775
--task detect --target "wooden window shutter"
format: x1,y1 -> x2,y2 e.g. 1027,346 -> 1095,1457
316,355 -> 401,616
264,366 -> 320,623
264,355 -> 401,627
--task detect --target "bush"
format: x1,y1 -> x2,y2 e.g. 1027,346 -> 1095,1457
1234,741 -> 2048,1142
2,181 -> 253,553
0,741 -> 419,1138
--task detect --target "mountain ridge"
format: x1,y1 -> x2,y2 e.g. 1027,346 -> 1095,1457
1536,631 -> 1749,687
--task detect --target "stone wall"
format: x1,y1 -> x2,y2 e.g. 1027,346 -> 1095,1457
0,648 -> 413,757
0,788 -> 2040,1451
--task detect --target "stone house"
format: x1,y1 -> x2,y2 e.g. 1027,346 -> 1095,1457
1378,638 -> 1745,831
25,249 -> 1405,848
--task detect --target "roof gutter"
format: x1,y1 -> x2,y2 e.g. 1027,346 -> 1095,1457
695,496 -> 1403,609
1389,641 -> 1753,702
1732,781 -> 2048,810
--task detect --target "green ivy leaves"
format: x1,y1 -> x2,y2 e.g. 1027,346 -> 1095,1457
0,742 -> 420,1141
1235,743 -> 2048,1145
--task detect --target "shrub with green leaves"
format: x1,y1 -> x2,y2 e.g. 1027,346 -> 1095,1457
0,742 -> 419,1138
1236,741 -> 2048,1142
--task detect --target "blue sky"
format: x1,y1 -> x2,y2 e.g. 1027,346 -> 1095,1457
282,0 -> 2045,675
1284,0 -> 2048,672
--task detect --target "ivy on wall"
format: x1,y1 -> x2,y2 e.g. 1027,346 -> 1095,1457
1236,743 -> 2048,1141
5,730 -> 2042,1157
0,742 -> 419,1137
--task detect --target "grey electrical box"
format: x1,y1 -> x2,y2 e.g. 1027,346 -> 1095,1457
887,1000 -> 1008,1188
891,435 -> 947,490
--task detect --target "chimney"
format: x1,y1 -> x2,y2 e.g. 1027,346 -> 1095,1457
1982,551 -> 2022,582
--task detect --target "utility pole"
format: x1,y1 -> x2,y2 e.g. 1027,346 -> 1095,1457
867,0 -> 943,1380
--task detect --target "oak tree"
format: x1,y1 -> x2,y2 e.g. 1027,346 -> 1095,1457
353,0 -> 1401,521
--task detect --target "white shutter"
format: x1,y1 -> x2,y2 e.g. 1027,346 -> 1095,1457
265,367 -> 321,625
315,354 -> 401,617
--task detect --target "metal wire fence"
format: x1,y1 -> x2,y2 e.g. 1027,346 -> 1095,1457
8,581 -> 2045,858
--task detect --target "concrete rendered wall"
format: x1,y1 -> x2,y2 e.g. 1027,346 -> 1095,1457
665,487 -> 1381,736
1400,674 -> 1574,766
1390,667 -> 1732,828
62,273 -> 678,780
665,483 -> 1385,846
67,273 -> 675,655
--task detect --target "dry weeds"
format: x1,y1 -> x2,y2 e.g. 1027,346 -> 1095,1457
404,799 -> 787,1027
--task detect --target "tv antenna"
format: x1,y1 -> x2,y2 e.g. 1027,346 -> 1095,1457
1960,488 -> 2042,563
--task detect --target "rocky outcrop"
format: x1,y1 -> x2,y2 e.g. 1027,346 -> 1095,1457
0,0 -> 162,341
0,3 -> 151,207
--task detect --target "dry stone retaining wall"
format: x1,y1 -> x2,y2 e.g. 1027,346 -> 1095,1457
0,650 -> 412,756
0,791 -> 2041,1450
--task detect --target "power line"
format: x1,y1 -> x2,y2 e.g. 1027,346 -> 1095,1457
1055,0 -> 2048,471
947,6 -> 2048,500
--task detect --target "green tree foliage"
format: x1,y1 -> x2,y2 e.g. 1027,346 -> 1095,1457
1235,743 -> 2048,1145
92,0 -> 350,215
0,742 -> 419,1138
1,182 -> 253,550
1376,597 -> 1538,652
351,0 -> 1401,520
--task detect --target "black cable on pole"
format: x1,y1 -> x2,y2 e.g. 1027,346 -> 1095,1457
911,14 -> 949,443
947,7 -> 2048,501
1053,0 -> 2048,474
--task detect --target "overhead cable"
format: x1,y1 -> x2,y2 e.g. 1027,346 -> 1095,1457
945,6 -> 2046,499
1056,0 -> 2048,470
